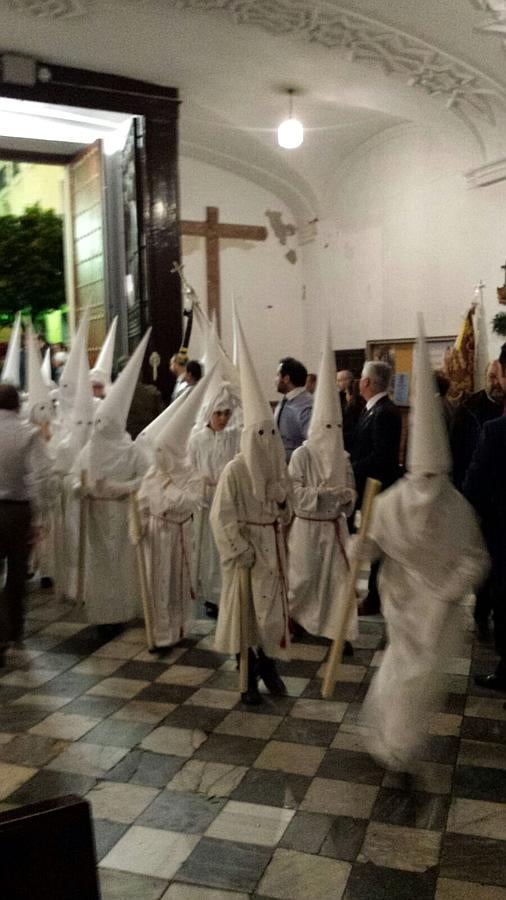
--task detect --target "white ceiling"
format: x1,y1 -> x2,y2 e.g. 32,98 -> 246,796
1,0 -> 506,217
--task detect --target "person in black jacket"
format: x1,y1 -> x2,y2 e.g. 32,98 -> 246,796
351,360 -> 402,614
464,408 -> 506,691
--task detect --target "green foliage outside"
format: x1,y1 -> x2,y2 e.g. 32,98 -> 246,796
0,204 -> 65,326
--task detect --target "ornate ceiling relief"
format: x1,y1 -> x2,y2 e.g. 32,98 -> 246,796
8,0 -> 87,17
172,1 -> 505,128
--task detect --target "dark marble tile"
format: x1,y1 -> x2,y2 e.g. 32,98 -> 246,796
99,869 -> 168,900
320,816 -> 368,862
59,694 -> 125,717
104,750 -> 184,787
453,765 -> 506,803
177,648 -> 229,669
0,733 -> 65,767
175,836 -> 272,892
241,695 -> 296,716
80,718 -> 154,748
279,811 -> 333,854
302,680 -> 359,702
7,769 -> 96,804
34,671 -> 103,697
272,717 -> 339,747
440,833 -> 506,885
0,685 -> 28,703
92,819 -> 128,862
138,788 -> 225,833
206,671 -> 239,691
371,788 -> 450,831
113,660 -> 169,681
277,659 -> 321,679
162,704 -> 228,732
231,768 -> 311,809
0,704 -> 49,733
50,627 -> 110,656
341,702 -> 364,726
31,652 -> 82,672
443,693 -> 466,715
343,861 -> 437,900
317,749 -> 384,785
194,733 -> 265,766
461,716 -> 506,744
418,735 -> 460,765
136,683 -> 197,704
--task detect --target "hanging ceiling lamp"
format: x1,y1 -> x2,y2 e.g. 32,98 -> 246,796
277,88 -> 304,149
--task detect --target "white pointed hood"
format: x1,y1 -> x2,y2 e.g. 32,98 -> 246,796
235,308 -> 287,502
89,316 -> 118,387
306,327 -> 346,487
26,324 -> 52,424
93,328 -> 151,439
1,312 -> 22,387
154,362 -> 218,473
135,382 -> 192,458
58,309 -> 90,420
41,347 -> 55,388
407,314 -> 451,475
195,363 -> 241,431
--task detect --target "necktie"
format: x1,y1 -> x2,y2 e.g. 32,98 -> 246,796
277,398 -> 287,426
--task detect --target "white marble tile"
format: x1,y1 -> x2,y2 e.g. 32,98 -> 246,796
290,699 -> 348,723
140,726 -> 208,758
317,663 -> 366,682
331,730 -> 367,753
258,848 -> 350,900
0,761 -> 37,801
465,696 -> 506,722
206,800 -> 294,846
358,822 -> 442,872
46,742 -> 128,777
260,677 -> 309,698
119,627 -> 148,644
40,622 -> 88,636
86,782 -> 159,824
100,825 -> 199,878
92,641 -> 143,660
134,646 -> 186,664
215,711 -> 282,740
167,760 -> 247,797
71,657 -> 124,676
112,700 -> 176,724
0,734 -> 14,746
447,798 -> 506,840
289,644 -> 328,662
255,740 -> 325,776
86,677 -> 149,699
457,739 -> 506,771
429,713 -> 462,737
436,878 -> 506,899
184,688 -> 240,709
7,648 -> 44,664
301,777 -> 379,818
156,665 -> 214,687
161,886 -> 248,900
30,712 -> 100,740
0,668 -> 60,687
11,693 -> 72,710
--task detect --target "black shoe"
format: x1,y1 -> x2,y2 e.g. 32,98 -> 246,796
474,673 -> 506,691
205,602 -> 218,620
343,641 -> 354,657
359,594 -> 381,616
256,649 -> 287,696
475,622 -> 491,643
0,650 -> 5,668
240,649 -> 263,705
40,576 -> 54,590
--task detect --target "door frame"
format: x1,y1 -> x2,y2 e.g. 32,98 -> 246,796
0,58 -> 182,401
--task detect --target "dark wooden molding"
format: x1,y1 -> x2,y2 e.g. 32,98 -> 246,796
0,147 -> 73,165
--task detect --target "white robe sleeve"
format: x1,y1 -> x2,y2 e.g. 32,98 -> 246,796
210,464 -> 250,563
289,447 -> 318,514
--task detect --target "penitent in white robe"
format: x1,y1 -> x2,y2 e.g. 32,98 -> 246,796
210,454 -> 291,659
74,437 -> 149,624
288,445 -> 358,641
362,474 -> 489,770
137,467 -> 202,647
189,426 -> 240,606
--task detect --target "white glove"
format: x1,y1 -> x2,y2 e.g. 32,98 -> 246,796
236,546 -> 255,568
266,483 -> 286,504
319,486 -> 354,506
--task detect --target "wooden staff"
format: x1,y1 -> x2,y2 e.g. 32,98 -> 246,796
129,492 -> 155,651
76,469 -> 88,606
191,476 -> 208,596
239,566 -> 251,694
322,477 -> 381,699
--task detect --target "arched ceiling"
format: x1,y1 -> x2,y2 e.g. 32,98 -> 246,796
1,0 -> 506,218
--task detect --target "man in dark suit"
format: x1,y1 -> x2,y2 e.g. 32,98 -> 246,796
351,360 -> 402,614
464,410 -> 506,691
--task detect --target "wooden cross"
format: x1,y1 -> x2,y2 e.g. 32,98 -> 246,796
179,206 -> 267,334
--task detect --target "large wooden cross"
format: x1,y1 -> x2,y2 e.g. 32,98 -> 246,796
179,206 -> 268,334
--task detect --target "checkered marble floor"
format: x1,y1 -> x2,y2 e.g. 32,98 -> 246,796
1,586 -> 506,900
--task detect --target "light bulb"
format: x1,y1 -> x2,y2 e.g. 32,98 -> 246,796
277,116 -> 304,149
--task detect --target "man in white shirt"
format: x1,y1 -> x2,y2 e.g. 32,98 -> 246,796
0,384 -> 54,661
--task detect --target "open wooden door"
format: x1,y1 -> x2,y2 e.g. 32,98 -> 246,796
67,140 -> 107,365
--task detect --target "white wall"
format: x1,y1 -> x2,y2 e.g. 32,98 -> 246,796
301,124 -> 506,377
179,157 -> 305,401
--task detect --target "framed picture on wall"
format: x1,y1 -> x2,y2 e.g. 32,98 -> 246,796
366,335 -> 456,400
